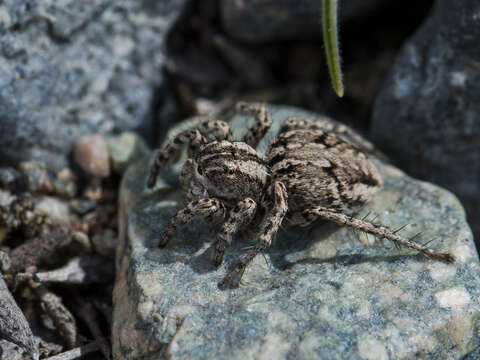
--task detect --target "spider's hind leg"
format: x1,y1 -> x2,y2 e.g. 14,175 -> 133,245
236,102 -> 272,149
280,117 -> 376,155
303,207 -> 455,263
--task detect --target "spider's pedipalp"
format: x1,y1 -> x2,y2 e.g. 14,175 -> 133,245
214,198 -> 257,266
219,182 -> 288,288
159,198 -> 226,247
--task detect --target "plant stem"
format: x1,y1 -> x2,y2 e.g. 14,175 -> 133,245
322,0 -> 344,97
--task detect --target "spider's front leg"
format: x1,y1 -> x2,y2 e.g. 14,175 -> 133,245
219,182 -> 288,289
159,198 -> 226,247
214,198 -> 257,266
303,207 -> 455,263
148,120 -> 232,188
236,102 -> 272,149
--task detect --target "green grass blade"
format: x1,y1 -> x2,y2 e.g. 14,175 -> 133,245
322,0 -> 344,97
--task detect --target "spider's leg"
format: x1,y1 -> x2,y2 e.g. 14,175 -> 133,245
159,198 -> 226,247
214,198 -> 257,266
148,129 -> 206,188
148,120 -> 231,189
280,117 -> 376,155
236,102 -> 272,148
198,120 -> 232,142
303,207 -> 455,263
219,181 -> 288,288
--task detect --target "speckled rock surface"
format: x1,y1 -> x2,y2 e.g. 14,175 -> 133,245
0,0 -> 187,172
371,0 -> 480,242
114,104 -> 480,359
221,0 -> 385,43
0,340 -> 25,360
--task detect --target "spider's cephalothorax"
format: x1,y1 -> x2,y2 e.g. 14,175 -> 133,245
191,140 -> 268,206
148,103 -> 454,288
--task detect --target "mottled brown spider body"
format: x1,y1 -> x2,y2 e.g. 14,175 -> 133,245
148,103 -> 454,288
268,128 -> 381,227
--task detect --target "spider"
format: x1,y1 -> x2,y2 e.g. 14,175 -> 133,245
147,103 -> 454,288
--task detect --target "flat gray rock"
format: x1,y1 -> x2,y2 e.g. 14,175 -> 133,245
114,104 -> 480,359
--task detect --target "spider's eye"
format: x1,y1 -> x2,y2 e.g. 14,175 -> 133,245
197,166 -> 203,175
228,169 -> 235,175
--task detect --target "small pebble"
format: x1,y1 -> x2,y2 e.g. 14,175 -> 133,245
106,132 -> 149,175
0,250 -> 11,272
69,231 -> 92,253
53,168 -> 78,198
35,197 -> 71,225
74,134 -> 111,178
70,198 -> 97,215
19,161 -> 53,193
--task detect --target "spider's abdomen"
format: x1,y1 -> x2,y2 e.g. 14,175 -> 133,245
267,129 -> 382,226
196,141 -> 268,205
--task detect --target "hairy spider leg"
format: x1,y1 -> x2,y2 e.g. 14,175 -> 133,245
280,117 -> 376,155
219,182 -> 288,288
214,198 -> 258,266
303,207 -> 455,263
159,198 -> 226,247
236,102 -> 273,149
148,120 -> 232,188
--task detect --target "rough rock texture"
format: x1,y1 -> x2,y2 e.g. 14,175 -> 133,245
0,340 -> 26,360
114,104 -> 480,359
221,0 -> 385,43
371,0 -> 480,242
0,0 -> 188,172
0,275 -> 38,360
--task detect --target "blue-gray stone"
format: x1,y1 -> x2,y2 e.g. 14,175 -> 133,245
371,0 -> 480,241
0,0 -> 188,172
114,104 -> 480,359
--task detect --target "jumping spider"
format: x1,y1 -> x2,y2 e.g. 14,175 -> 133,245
148,103 -> 454,288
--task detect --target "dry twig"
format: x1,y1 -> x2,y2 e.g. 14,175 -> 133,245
43,341 -> 99,360
29,280 -> 78,349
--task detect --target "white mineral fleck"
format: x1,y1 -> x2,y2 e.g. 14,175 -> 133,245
450,72 -> 467,87
378,283 -> 410,304
358,336 -> 388,360
356,301 -> 370,318
255,333 -> 291,360
435,286 -> 471,308
428,262 -> 456,282
137,301 -> 154,321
